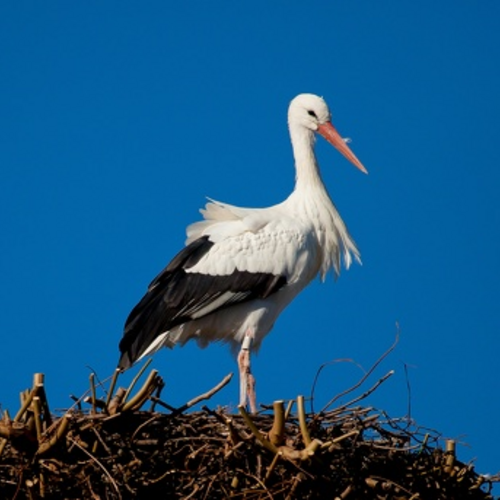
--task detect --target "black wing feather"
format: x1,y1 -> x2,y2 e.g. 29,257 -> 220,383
118,236 -> 287,369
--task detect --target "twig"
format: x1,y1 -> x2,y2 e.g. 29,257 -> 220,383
150,396 -> 177,412
105,368 -> 121,408
34,378 -> 52,429
403,361 -> 413,423
444,439 -> 456,474
310,358 -> 365,414
264,450 -> 282,483
149,377 -> 165,411
123,357 -> 153,404
297,395 -> 311,446
321,430 -> 360,449
319,327 -> 400,414
107,387 -> 126,415
13,386 -> 39,423
121,369 -> 159,412
268,400 -> 285,446
172,373 -> 233,415
284,399 -> 294,420
183,483 -> 200,500
285,472 -> 305,500
32,397 -> 43,444
89,373 -> 97,414
131,414 -> 162,442
326,370 -> 395,415
37,415 -> 70,456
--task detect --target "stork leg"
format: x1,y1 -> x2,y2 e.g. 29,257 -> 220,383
237,331 -> 257,413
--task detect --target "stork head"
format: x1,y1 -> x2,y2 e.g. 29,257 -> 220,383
288,93 -> 367,174
288,93 -> 331,129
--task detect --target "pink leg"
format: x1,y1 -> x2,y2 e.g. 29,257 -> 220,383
237,331 -> 257,413
247,372 -> 257,414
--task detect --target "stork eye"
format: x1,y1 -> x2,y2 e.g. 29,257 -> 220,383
307,110 -> 318,118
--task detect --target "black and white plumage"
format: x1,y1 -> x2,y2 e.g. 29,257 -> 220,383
118,93 -> 367,411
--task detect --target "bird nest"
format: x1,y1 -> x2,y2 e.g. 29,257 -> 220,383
0,362 -> 498,500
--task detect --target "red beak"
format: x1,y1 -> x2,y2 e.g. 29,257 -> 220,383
317,122 -> 368,174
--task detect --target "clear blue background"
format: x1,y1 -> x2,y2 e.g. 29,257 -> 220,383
1,1 -> 499,490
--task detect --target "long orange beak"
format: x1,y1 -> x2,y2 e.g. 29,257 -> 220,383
317,122 -> 368,174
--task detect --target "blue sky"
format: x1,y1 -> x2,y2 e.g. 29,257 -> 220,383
1,1 -> 499,487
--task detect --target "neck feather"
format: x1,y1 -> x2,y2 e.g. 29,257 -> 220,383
289,124 -> 325,191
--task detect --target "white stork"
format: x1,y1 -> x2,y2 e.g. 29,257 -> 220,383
118,93 -> 367,412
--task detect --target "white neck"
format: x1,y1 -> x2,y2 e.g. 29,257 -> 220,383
289,123 -> 325,192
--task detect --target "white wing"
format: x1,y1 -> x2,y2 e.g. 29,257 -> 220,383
186,199 -> 320,283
